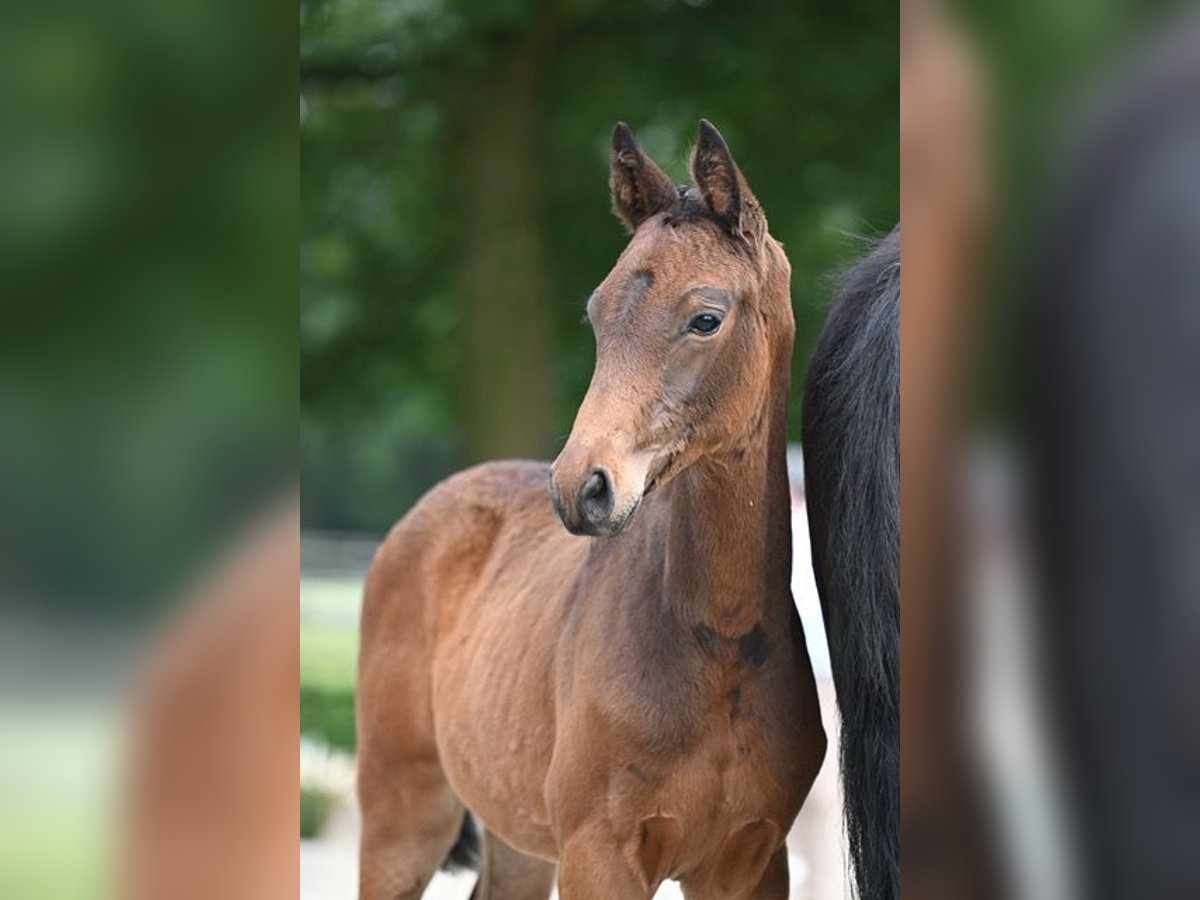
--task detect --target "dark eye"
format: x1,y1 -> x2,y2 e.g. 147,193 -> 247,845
687,313 -> 723,336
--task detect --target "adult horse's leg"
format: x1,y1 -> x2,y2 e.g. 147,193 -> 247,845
469,830 -> 555,900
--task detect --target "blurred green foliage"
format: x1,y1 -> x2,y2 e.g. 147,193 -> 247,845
0,0 -> 294,618
956,0 -> 1184,421
300,784 -> 339,838
302,0 -> 898,532
301,685 -> 357,752
300,576 -> 359,749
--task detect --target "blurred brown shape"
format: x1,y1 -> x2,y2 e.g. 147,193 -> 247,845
900,1 -> 1004,897
122,497 -> 299,900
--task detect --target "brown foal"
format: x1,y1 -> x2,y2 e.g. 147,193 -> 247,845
357,121 -> 825,899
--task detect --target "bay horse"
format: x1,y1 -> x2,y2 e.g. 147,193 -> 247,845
357,120 -> 827,899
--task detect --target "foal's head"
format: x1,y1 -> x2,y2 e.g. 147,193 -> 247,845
550,120 -> 793,537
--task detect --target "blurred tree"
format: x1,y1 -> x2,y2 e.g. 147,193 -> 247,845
0,0 -> 294,617
450,19 -> 558,461
301,0 -> 898,532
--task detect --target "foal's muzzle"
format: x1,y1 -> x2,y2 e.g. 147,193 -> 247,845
549,453 -> 642,537
551,465 -> 622,536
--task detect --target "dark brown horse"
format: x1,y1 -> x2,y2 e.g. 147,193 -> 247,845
357,121 -> 825,899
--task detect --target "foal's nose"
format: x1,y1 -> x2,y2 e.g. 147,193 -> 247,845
578,467 -> 613,526
550,437 -> 642,536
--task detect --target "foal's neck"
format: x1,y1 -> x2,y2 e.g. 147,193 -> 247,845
664,337 -> 794,639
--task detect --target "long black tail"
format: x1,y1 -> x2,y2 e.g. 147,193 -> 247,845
440,812 -> 481,873
802,227 -> 900,900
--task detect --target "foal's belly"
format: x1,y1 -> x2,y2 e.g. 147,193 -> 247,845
430,527 -> 586,860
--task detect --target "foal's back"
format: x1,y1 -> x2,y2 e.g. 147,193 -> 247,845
359,460 -> 577,659
358,460 -> 583,749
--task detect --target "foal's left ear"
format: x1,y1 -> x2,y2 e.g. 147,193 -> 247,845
610,122 -> 677,233
690,120 -> 767,246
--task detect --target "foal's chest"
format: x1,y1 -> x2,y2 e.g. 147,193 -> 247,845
605,723 -> 806,893
592,670 -> 810,859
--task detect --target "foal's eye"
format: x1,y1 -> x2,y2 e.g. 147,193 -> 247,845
687,313 -> 723,336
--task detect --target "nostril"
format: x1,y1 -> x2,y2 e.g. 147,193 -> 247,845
578,467 -> 613,522
581,469 -> 605,500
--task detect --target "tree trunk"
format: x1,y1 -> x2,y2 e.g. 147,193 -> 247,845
453,28 -> 556,464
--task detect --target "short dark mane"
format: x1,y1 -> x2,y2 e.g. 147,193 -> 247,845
661,185 -> 714,225
660,185 -> 757,255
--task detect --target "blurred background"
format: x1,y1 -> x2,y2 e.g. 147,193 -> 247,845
0,0 -> 293,895
300,0 -> 898,530
902,2 -> 1200,899
301,1 -> 895,896
5,0 -> 1193,895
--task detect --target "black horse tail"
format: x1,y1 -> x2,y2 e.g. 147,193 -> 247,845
441,812 -> 481,873
802,226 -> 900,900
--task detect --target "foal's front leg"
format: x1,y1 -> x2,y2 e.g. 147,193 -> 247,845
471,829 -> 556,900
742,846 -> 789,900
681,846 -> 790,900
557,818 -> 677,900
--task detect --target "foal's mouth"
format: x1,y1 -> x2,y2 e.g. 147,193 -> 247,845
595,496 -> 643,537
642,447 -> 681,498
553,495 -> 642,538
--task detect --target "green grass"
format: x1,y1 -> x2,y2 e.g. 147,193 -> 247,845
0,705 -> 115,900
300,628 -> 358,689
300,577 -> 362,749
300,576 -> 361,690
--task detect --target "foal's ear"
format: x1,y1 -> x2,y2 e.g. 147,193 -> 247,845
690,120 -> 766,246
610,122 -> 676,233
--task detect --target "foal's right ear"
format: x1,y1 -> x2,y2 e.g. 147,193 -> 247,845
609,122 -> 676,233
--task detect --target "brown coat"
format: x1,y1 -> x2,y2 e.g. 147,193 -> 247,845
357,122 -> 825,900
